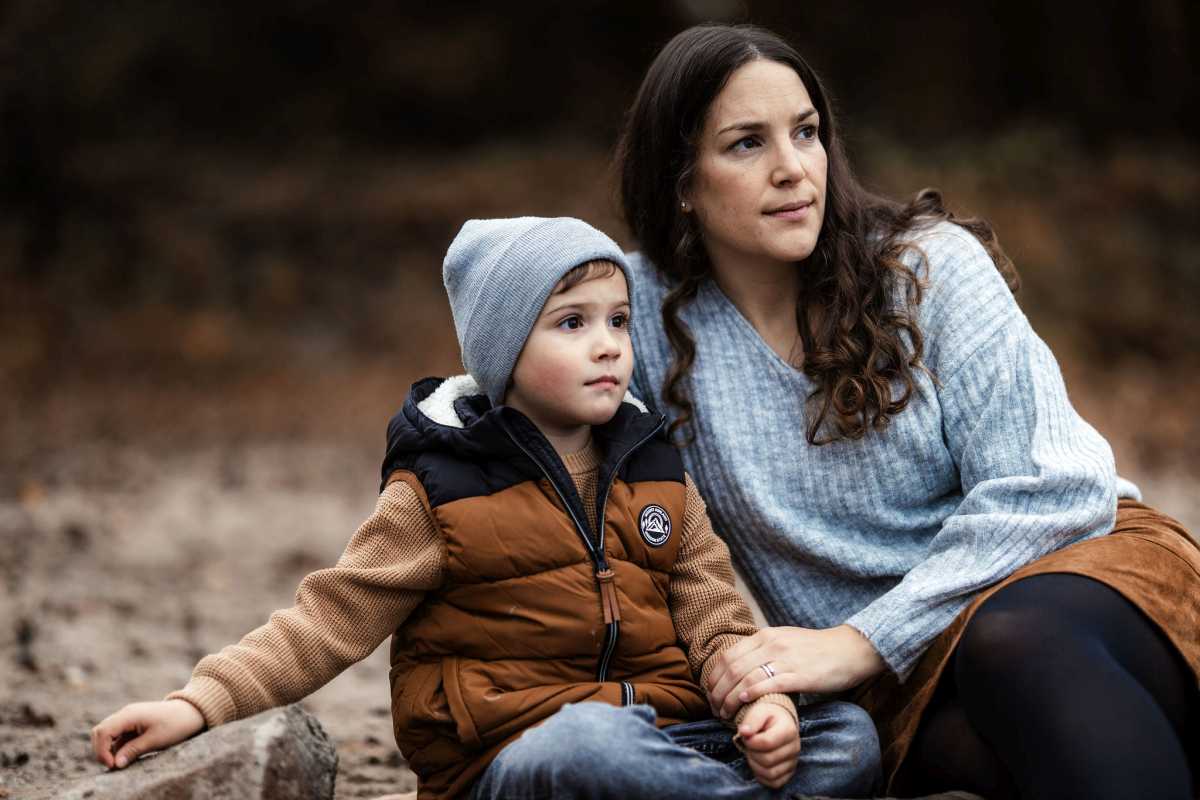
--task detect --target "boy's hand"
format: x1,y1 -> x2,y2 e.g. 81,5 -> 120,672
736,702 -> 800,789
91,699 -> 206,769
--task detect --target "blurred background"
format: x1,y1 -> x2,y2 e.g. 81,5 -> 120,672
1,2 -> 1197,797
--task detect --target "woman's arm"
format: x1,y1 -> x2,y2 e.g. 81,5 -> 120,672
842,225 -> 1118,679
709,225 -> 1119,709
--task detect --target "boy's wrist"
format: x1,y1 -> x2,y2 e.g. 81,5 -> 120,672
733,691 -> 797,727
164,676 -> 236,728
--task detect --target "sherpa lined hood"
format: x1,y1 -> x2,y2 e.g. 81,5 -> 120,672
379,375 -> 651,492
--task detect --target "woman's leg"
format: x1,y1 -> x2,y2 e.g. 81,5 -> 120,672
471,700 -> 881,799
929,573 -> 1198,800
905,674 -> 1020,799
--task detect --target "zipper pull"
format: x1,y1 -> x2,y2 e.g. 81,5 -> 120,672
595,568 -> 621,624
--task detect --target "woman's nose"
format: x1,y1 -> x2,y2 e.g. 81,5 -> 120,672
770,140 -> 806,186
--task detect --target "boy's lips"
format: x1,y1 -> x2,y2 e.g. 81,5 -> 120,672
585,375 -> 621,388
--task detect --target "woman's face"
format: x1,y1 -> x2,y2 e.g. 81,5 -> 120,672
685,59 -> 828,274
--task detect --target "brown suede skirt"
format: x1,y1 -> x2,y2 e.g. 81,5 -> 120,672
853,499 -> 1200,795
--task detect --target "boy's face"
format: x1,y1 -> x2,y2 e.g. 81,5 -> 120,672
506,268 -> 634,441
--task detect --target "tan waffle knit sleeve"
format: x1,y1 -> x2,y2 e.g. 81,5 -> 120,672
165,477 -> 445,728
670,473 -> 797,727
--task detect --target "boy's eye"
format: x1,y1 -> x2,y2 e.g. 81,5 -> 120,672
610,313 -> 629,329
557,315 -> 583,331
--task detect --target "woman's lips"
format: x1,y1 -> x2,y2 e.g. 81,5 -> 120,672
765,201 -> 812,220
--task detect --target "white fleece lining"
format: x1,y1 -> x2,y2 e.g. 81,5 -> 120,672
417,374 -> 648,428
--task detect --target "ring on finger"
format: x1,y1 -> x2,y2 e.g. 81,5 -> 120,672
759,661 -> 775,680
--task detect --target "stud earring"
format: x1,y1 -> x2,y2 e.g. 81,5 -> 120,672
680,201 -> 690,212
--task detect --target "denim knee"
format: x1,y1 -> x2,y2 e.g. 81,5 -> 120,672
490,702 -> 657,779
798,700 -> 883,798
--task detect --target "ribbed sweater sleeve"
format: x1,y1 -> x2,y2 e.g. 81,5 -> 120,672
844,225 -> 1119,679
165,479 -> 445,727
671,474 -> 797,726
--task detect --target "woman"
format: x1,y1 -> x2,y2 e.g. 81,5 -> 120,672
617,24 -> 1199,800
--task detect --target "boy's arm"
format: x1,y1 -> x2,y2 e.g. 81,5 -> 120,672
670,474 -> 797,727
165,477 -> 444,728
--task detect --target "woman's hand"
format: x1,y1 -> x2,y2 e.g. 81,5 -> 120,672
707,624 -> 886,718
737,702 -> 800,789
91,699 -> 206,769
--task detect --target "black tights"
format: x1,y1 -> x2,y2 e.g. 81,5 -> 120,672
907,573 -> 1198,800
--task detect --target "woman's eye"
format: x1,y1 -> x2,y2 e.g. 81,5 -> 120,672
729,136 -> 759,153
795,124 -> 818,141
558,316 -> 583,331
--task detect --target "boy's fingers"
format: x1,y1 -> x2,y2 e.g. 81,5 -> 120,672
91,712 -> 135,767
746,730 -> 800,766
741,725 -> 786,751
748,755 -> 794,789
748,747 -> 798,779
90,724 -> 112,767
113,729 -> 161,769
747,742 -> 797,771
736,711 -> 769,740
740,710 -> 791,750
758,763 -> 796,789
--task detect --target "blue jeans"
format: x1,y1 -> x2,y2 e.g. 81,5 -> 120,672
471,701 -> 882,799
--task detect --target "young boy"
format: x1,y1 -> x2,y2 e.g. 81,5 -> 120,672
91,217 -> 877,799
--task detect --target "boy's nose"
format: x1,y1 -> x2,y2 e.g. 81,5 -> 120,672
593,330 -> 622,360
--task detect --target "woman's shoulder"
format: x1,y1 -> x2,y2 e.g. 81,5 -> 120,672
624,250 -> 675,330
897,219 -> 1018,318
624,250 -> 672,296
893,219 -> 1029,374
897,219 -> 1000,282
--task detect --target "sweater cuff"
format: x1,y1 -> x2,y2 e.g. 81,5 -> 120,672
734,691 -> 797,727
165,676 -> 238,728
845,602 -> 924,681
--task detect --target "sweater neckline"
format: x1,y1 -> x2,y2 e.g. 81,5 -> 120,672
562,439 -> 602,475
698,278 -> 810,381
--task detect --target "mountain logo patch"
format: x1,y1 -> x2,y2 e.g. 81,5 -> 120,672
638,504 -> 672,547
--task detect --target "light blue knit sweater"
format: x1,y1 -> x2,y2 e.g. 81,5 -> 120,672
627,220 -> 1141,680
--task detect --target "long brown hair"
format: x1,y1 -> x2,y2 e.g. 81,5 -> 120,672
616,24 -> 1018,445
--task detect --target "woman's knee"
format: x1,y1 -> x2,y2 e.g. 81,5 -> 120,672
955,585 -> 1069,691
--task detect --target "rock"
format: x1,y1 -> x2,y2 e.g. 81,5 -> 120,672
28,705 -> 336,800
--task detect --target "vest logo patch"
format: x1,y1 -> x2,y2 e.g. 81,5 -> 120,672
638,504 -> 672,547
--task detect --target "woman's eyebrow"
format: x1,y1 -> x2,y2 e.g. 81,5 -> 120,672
716,107 -> 817,136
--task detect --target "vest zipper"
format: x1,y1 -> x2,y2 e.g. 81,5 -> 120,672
502,411 -> 666,684
593,415 -> 666,683
500,431 -> 619,682
621,680 -> 635,707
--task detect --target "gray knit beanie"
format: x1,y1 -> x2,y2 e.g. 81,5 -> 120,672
443,216 -> 631,406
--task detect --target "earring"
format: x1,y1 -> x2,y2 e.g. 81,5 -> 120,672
680,200 -> 690,212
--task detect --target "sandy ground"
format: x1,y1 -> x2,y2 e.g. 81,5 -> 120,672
3,405 -> 1198,798
1,438 -> 420,797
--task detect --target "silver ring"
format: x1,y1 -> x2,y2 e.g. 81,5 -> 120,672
759,662 -> 775,680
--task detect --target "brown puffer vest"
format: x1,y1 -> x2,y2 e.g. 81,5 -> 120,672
379,377 -> 710,799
